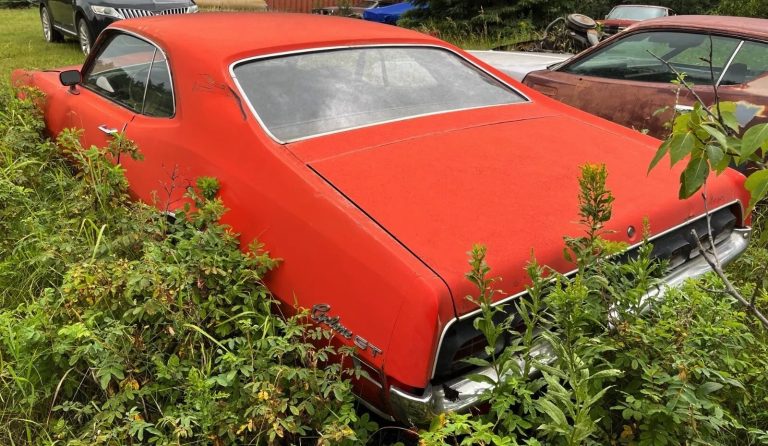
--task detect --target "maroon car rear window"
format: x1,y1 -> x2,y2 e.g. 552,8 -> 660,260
232,46 -> 526,142
606,5 -> 668,20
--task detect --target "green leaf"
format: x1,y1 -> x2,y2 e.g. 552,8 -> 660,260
745,169 -> 768,211
679,156 -> 710,199
467,373 -> 498,386
672,111 -> 692,133
718,102 -> 740,132
741,123 -> 768,158
705,144 -> 724,168
648,139 -> 671,174
669,132 -> 697,166
99,372 -> 111,390
700,124 -> 727,149
699,381 -> 724,395
463,356 -> 491,368
535,398 -> 569,429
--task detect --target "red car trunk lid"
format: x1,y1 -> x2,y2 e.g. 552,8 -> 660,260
302,115 -> 743,316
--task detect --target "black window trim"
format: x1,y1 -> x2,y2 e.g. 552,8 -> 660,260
80,29 -> 177,118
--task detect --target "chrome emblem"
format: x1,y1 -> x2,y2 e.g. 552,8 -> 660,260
311,304 -> 383,357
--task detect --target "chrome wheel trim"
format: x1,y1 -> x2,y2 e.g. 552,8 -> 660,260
78,21 -> 90,54
41,8 -> 51,41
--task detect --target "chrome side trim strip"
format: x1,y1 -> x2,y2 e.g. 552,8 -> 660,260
53,24 -> 77,36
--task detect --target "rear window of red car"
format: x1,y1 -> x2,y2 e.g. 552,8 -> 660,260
232,46 -> 526,142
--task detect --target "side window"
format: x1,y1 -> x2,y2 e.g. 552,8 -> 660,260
720,41 -> 768,86
563,31 -> 741,85
83,33 -> 174,117
143,52 -> 174,117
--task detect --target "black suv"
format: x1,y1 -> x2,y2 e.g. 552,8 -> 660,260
39,0 -> 198,54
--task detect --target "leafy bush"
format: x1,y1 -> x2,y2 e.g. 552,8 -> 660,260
422,165 -> 768,446
717,0 -> 768,17
0,89 -> 373,445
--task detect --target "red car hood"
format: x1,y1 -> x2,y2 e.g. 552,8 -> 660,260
292,113 -> 746,316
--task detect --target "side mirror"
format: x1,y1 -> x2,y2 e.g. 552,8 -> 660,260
59,70 -> 81,95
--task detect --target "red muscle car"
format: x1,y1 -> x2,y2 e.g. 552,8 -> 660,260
12,13 -> 752,424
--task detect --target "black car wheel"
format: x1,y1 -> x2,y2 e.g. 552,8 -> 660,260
40,5 -> 63,43
77,18 -> 92,55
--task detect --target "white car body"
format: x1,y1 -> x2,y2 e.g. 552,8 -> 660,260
468,50 -> 572,81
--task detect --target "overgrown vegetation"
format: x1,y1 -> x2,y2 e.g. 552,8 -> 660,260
0,90 -> 376,445
3,6 -> 768,444
421,165 -> 768,445
401,0 -> 767,48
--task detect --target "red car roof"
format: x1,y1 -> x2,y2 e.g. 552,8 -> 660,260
112,13 -> 442,63
629,15 -> 768,39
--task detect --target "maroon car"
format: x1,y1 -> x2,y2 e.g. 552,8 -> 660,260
600,4 -> 674,36
524,15 -> 768,138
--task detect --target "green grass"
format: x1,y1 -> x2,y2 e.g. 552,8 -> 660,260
0,8 -> 85,89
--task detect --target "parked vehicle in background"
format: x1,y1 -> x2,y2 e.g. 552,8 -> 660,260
39,0 -> 197,54
468,50 -> 571,81
13,13 -> 751,424
312,0 -> 398,18
522,15 -> 768,138
601,4 -> 674,36
362,0 -> 415,24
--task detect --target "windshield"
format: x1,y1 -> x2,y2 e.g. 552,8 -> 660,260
606,6 -> 667,20
232,46 -> 525,142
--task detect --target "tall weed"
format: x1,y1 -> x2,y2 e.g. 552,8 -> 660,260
0,90 -> 372,445
423,165 -> 768,446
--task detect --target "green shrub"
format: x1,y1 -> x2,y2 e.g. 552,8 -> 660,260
0,89 -> 373,445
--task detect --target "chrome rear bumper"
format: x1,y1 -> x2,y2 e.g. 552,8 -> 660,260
389,227 -> 751,425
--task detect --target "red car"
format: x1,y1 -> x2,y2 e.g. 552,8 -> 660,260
13,13 -> 751,424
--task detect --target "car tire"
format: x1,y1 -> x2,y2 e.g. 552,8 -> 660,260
77,18 -> 92,55
40,5 -> 63,43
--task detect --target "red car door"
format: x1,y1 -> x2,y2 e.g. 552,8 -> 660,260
73,32 -> 163,157
69,30 -> 211,211
66,87 -> 135,153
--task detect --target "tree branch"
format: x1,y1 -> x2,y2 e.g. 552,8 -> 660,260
691,227 -> 768,328
646,49 -> 736,137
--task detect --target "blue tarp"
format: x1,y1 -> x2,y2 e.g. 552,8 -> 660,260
362,1 -> 416,24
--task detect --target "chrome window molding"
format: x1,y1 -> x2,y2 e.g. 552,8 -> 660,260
716,40 -> 745,87
228,44 -> 532,145
80,29 -> 177,119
